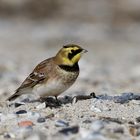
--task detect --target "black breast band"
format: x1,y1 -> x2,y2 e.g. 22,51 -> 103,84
59,63 -> 79,72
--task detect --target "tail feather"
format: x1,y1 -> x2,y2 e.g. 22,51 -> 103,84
7,92 -> 20,101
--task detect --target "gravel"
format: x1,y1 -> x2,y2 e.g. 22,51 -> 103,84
1,19 -> 140,140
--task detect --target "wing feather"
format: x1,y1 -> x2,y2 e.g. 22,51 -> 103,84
16,59 -> 49,92
7,58 -> 53,101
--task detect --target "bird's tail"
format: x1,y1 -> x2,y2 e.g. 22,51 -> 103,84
6,92 -> 20,101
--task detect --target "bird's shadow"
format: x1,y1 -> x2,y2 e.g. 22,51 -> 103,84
11,92 -> 140,108
12,92 -> 96,108
30,92 -> 96,108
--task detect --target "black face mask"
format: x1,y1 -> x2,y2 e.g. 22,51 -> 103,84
68,49 -> 82,60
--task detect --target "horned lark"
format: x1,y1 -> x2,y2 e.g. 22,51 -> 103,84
7,44 -> 88,101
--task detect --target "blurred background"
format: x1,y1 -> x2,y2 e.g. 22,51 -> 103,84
1,0 -> 140,100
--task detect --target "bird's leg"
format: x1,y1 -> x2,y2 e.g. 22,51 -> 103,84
55,96 -> 58,101
55,96 -> 61,105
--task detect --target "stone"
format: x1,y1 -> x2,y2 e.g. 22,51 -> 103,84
59,126 -> 79,135
16,110 -> 27,114
18,121 -> 34,127
55,120 -> 69,127
36,102 -> 46,109
27,112 -> 41,120
90,106 -> 102,113
37,117 -> 46,123
91,120 -> 104,132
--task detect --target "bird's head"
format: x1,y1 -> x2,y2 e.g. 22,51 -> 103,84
55,44 -> 88,66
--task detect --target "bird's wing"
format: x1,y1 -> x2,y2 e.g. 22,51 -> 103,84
16,59 -> 50,92
7,59 -> 53,101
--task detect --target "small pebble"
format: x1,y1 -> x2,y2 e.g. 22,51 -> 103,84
136,128 -> 140,136
112,127 -> 124,134
83,119 -> 92,124
129,126 -> 137,136
45,113 -> 55,119
98,93 -> 140,104
72,93 -> 96,104
128,121 -> 135,125
16,110 -> 27,114
72,97 -> 77,104
18,121 -> 34,127
36,102 -> 46,109
136,117 -> 140,123
55,120 -> 69,127
99,116 -> 125,124
14,102 -> 25,108
4,133 -> 11,139
91,120 -> 104,132
113,92 -> 140,104
64,96 -> 72,103
4,133 -> 15,139
21,98 -> 30,103
27,112 -> 41,119
37,117 -> 46,123
102,106 -> 110,111
90,106 -> 102,113
59,126 -> 79,135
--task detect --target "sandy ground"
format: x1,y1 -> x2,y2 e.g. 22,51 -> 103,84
0,19 -> 140,140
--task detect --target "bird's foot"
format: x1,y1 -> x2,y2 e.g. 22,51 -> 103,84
55,96 -> 61,105
39,96 -> 61,108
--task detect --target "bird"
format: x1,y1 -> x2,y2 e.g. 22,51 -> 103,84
7,44 -> 88,101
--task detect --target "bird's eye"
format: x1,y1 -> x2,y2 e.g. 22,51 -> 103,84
71,50 -> 75,53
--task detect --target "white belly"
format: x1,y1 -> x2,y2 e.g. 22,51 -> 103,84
33,79 -> 70,97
